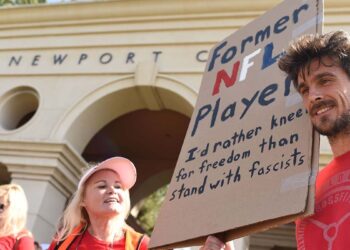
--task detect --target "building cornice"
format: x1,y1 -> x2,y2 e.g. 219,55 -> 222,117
0,0 -> 347,27
0,139 -> 87,196
0,0 -> 280,25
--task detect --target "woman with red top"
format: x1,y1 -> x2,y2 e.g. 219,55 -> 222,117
49,157 -> 149,250
0,184 -> 35,250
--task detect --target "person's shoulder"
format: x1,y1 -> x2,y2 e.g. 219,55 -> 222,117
17,229 -> 33,239
139,234 -> 150,250
16,231 -> 35,250
124,225 -> 150,250
47,240 -> 58,250
0,234 -> 16,247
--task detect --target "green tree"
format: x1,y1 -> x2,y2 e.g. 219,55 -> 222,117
136,185 -> 168,235
0,0 -> 45,7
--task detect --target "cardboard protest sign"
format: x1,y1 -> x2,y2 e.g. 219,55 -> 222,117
150,0 -> 323,248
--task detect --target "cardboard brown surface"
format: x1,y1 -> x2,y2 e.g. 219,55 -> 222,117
150,0 -> 323,248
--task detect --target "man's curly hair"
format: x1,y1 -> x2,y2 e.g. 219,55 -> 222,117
278,30 -> 350,90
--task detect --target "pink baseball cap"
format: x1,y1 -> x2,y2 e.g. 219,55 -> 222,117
78,157 -> 137,190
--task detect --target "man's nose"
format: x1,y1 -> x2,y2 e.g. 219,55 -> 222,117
308,87 -> 323,102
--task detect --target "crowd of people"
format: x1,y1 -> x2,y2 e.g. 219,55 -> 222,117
3,30 -> 350,250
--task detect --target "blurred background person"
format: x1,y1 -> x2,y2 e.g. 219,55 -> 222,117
0,183 -> 35,250
34,241 -> 42,250
48,157 -> 149,250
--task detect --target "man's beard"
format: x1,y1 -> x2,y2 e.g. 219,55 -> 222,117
314,110 -> 350,137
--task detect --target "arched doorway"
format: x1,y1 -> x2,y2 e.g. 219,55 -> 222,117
53,76 -> 196,233
82,109 -> 190,232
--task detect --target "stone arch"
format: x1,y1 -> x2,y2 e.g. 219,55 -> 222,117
50,74 -> 197,213
51,75 -> 197,154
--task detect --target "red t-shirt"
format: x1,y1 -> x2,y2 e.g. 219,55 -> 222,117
48,230 -> 149,250
296,151 -> 350,249
0,235 -> 34,250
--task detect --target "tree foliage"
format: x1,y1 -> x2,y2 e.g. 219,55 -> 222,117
0,0 -> 45,7
136,185 -> 168,235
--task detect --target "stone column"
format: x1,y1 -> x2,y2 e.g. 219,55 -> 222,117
0,140 -> 86,243
233,237 -> 250,250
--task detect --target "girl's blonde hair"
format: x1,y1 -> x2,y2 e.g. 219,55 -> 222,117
0,184 -> 28,236
55,166 -> 131,242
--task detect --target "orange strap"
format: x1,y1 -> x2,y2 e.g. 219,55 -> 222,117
125,228 -> 144,250
57,224 -> 143,250
57,224 -> 84,250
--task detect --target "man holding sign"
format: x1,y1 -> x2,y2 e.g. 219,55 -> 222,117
205,30 -> 350,250
278,30 -> 350,249
150,0 -> 322,249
